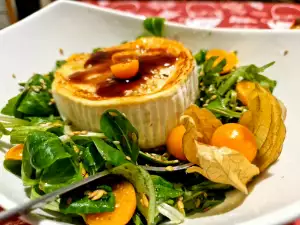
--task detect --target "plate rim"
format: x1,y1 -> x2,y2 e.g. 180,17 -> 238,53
0,1 -> 299,225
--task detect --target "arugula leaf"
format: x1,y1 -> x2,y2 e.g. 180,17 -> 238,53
151,175 -> 183,204
92,137 -> 129,167
206,97 -> 241,119
143,17 -> 165,37
92,47 -> 102,53
82,143 -> 105,175
56,60 -> 66,69
217,62 -> 275,96
100,109 -> 140,163
129,212 -> 146,225
194,49 -> 207,66
60,185 -> 115,214
111,163 -> 156,225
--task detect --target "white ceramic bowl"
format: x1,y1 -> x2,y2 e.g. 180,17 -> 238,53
1,1 -> 300,225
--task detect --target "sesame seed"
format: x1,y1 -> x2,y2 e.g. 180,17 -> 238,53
195,198 -> 201,208
59,48 -> 64,55
210,95 -> 217,100
140,194 -> 149,208
177,200 -> 184,212
12,74 -> 16,79
165,166 -> 174,171
48,98 -> 55,105
126,156 -> 132,161
203,103 -> 208,107
66,197 -> 72,205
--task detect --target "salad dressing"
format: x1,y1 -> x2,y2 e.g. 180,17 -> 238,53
68,52 -> 176,98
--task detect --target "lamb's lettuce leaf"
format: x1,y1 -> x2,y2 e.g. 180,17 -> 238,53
100,109 -> 140,163
59,185 -> 115,214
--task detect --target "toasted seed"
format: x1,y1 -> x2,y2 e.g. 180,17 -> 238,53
12,74 -> 16,79
177,200 -> 184,213
73,145 -> 80,153
81,167 -> 87,177
48,98 -> 55,105
66,197 -> 72,205
88,190 -> 107,201
59,48 -> 64,55
140,193 -> 149,208
126,156 -> 132,161
131,133 -> 137,142
108,111 -> 118,117
165,166 -> 174,171
91,190 -> 107,201
195,198 -> 201,208
210,95 -> 217,100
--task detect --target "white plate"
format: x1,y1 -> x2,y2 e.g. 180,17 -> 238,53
1,1 -> 300,225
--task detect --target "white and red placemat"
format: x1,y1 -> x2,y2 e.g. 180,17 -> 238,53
84,1 -> 300,29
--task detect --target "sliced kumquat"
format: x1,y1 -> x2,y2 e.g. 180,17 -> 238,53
5,144 -> 24,161
86,181 -> 136,225
206,49 -> 238,74
110,59 -> 139,79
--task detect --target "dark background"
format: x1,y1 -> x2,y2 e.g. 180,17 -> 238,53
15,0 -> 300,20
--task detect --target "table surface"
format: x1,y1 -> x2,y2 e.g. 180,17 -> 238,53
1,1 -> 300,225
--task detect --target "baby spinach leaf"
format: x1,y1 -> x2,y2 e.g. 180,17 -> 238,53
100,109 -> 140,163
151,175 -> 183,203
60,185 -> 115,214
25,131 -> 70,170
92,137 -> 129,167
143,17 -> 165,37
111,163 -> 156,225
82,144 -> 105,175
4,159 -> 22,177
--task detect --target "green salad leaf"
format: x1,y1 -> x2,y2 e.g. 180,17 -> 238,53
196,51 -> 276,121
25,131 -> 70,169
1,59 -> 63,118
112,163 -> 156,225
93,137 -> 130,167
151,175 -> 183,203
10,118 -> 64,144
100,109 -> 140,163
143,17 -> 165,37
60,185 -> 115,214
82,143 -> 105,175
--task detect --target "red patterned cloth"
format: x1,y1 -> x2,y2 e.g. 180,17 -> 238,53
85,0 -> 300,29
1,1 -> 300,225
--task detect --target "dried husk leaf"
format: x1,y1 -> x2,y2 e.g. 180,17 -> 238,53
253,86 -> 286,171
183,104 -> 222,143
186,143 -> 260,194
